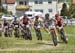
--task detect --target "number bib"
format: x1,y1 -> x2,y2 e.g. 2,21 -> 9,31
0,28 -> 2,30
26,25 -> 29,28
5,26 -> 8,28
37,25 -> 40,28
15,25 -> 18,27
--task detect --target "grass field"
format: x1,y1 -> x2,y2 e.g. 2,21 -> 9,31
0,25 -> 75,53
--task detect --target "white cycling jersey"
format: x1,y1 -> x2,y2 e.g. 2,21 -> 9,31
44,18 -> 56,29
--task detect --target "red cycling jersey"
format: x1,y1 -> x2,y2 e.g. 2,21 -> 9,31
23,16 -> 29,25
55,16 -> 63,27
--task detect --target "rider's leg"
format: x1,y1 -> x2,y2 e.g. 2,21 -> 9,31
56,26 -> 60,41
44,27 -> 49,33
34,28 -> 39,40
61,26 -> 68,41
38,28 -> 42,40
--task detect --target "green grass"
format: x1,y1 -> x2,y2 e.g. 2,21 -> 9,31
0,25 -> 75,53
65,25 -> 75,34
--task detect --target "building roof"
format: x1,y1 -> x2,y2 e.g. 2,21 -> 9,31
6,0 -> 15,4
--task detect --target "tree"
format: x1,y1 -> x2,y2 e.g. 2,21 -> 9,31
69,4 -> 75,18
0,0 -> 2,12
60,3 -> 68,18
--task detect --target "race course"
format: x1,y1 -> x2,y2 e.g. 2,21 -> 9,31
0,25 -> 75,53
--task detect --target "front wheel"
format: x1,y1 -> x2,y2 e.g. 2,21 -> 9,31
51,29 -> 57,46
14,28 -> 19,38
4,29 -> 9,37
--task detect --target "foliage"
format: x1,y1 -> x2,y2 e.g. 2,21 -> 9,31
60,3 -> 68,17
2,7 -> 8,14
0,0 -> 8,14
69,4 -> 75,18
0,0 -> 2,12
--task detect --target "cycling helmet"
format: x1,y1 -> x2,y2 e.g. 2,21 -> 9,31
45,13 -> 49,17
55,14 -> 59,17
35,16 -> 39,19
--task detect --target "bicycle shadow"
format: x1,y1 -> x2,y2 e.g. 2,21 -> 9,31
36,41 -> 54,46
57,41 -> 64,44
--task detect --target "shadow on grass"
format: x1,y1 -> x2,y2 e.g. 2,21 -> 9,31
36,42 -> 54,46
57,41 -> 63,43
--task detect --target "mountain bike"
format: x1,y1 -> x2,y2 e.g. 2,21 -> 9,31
14,24 -> 20,38
22,25 -> 32,40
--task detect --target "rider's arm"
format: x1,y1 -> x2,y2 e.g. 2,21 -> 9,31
43,20 -> 49,33
42,20 -> 46,28
20,19 -> 24,26
61,17 -> 65,23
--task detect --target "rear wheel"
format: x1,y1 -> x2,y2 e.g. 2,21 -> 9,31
4,29 -> 8,37
14,29 -> 19,38
26,28 -> 32,40
0,33 -> 1,36
60,29 -> 67,44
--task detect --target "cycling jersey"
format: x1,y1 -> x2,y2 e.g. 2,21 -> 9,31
3,22 -> 8,26
23,17 -> 29,25
44,19 -> 56,29
55,17 -> 63,27
34,21 -> 41,28
12,20 -> 19,28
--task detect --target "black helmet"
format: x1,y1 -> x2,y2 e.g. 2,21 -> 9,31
45,13 -> 49,17
35,16 -> 39,18
45,13 -> 50,19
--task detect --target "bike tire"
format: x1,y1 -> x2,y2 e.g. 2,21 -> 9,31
60,29 -> 67,44
51,30 -> 57,46
15,29 -> 19,38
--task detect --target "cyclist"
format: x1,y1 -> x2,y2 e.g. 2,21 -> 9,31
20,14 -> 32,40
12,16 -> 20,38
3,18 -> 9,28
3,18 -> 9,37
34,16 -> 42,40
55,14 -> 68,43
43,13 -> 57,35
43,13 -> 58,46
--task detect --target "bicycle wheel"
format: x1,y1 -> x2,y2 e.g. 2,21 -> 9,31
4,29 -> 8,37
14,29 -> 19,38
60,29 -> 67,44
51,30 -> 57,46
26,28 -> 32,40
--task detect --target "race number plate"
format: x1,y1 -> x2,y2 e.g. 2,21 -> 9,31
37,25 -> 40,28
15,25 -> 18,27
5,26 -> 8,28
0,28 -> 2,30
26,25 -> 29,28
